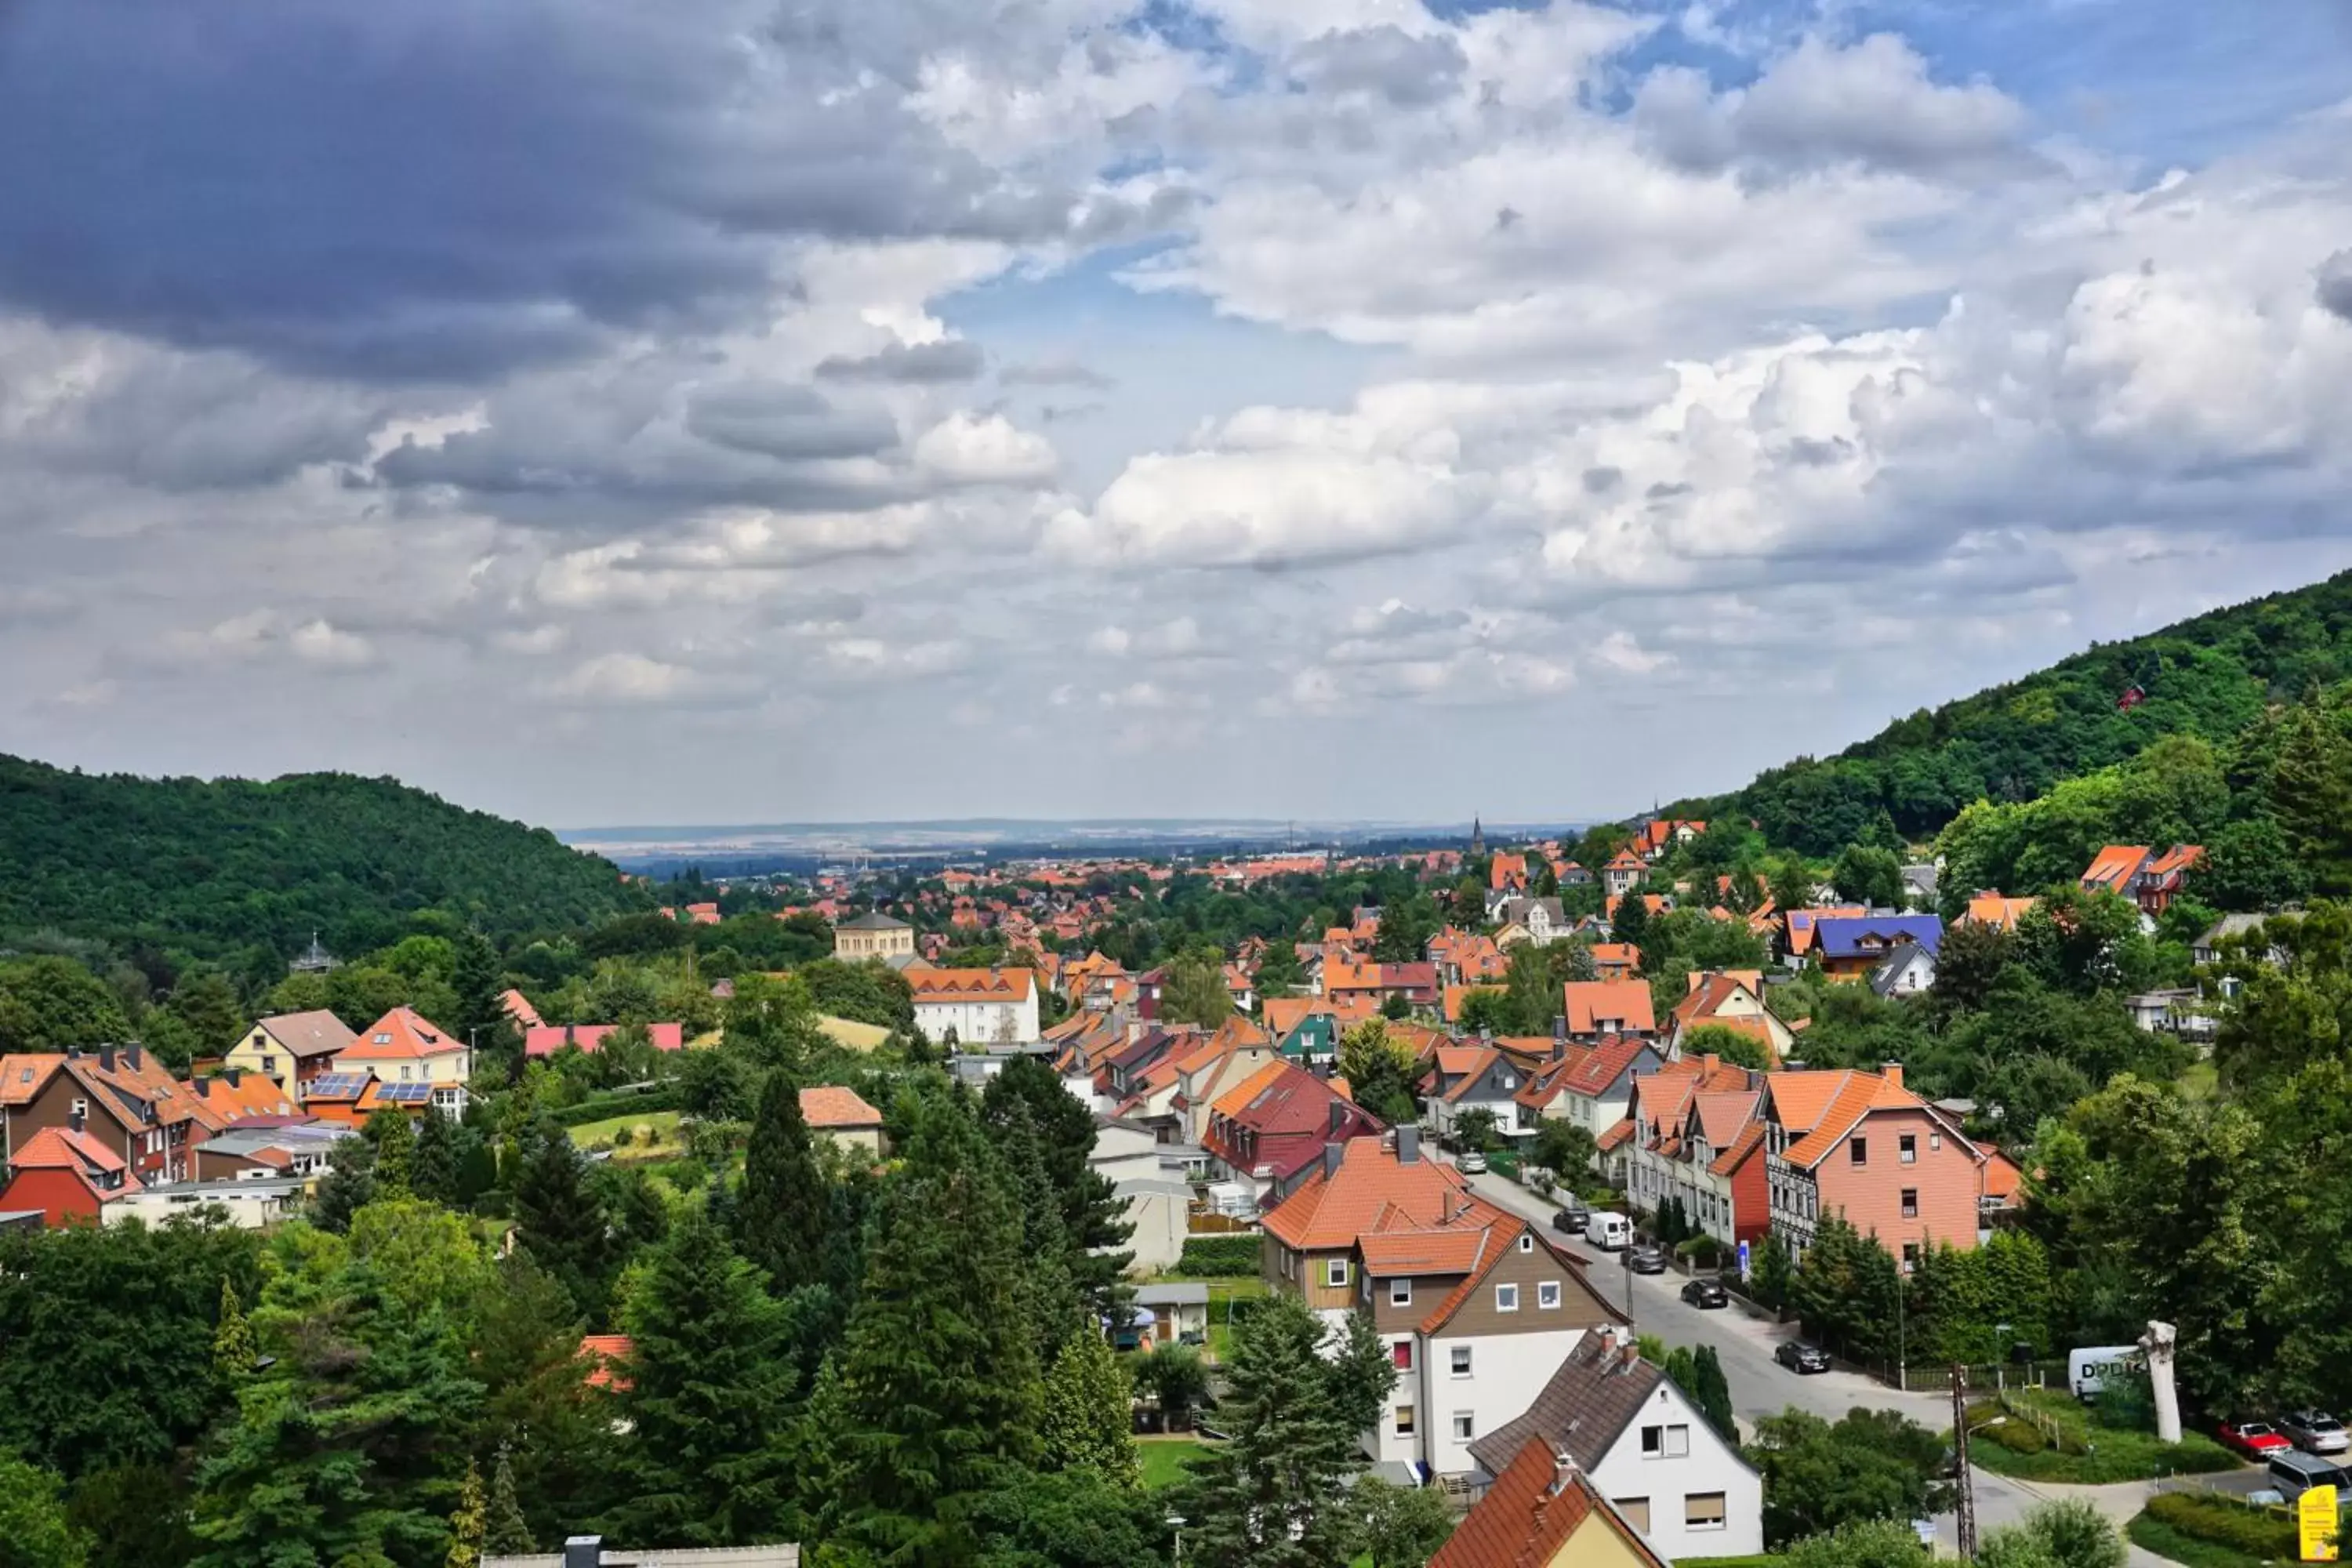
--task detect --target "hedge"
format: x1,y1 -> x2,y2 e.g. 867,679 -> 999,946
1171,1236 -> 1262,1276
545,1083 -> 684,1127
2143,1493 -> 2299,1561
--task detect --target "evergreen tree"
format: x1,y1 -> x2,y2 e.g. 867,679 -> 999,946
0,1449 -> 86,1568
737,1068 -> 829,1291
469,1254 -> 610,1549
452,931 -> 518,1085
1172,1292 -> 1373,1568
996,1100 -> 1086,1367
1040,1328 -> 1139,1487
485,1446 -> 532,1555
602,1207 -> 802,1549
982,1058 -> 1133,1321
510,1119 -> 614,1324
2267,701 -> 2352,895
1755,1232 -> 1795,1311
312,1136 -> 378,1235
368,1108 -> 417,1198
445,1459 -> 486,1568
211,1278 -> 256,1383
1692,1346 -> 1737,1440
411,1106 -> 463,1208
67,1463 -> 193,1568
1612,888 -> 1651,950
811,1100 -> 1043,1565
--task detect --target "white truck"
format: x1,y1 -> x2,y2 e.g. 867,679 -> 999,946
2068,1344 -> 2144,1402
1585,1211 -> 1632,1250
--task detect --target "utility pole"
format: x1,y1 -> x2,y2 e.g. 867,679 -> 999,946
1951,1364 -> 1976,1560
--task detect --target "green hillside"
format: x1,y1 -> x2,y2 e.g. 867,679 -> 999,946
1697,570 -> 2352,856
0,757 -> 642,961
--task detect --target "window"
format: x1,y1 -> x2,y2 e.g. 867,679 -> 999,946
1282,1250 -> 1294,1280
261,1055 -> 277,1073
1326,1258 -> 1348,1289
1450,1345 -> 1472,1377
1614,1497 -> 1652,1534
372,1033 -> 390,1044
1902,1242 -> 1920,1272
1395,1404 -> 1416,1436
1686,1493 -> 1727,1530
1495,1283 -> 1519,1312
1641,1424 -> 1690,1458
1390,1278 -> 1413,1307
1519,1233 -> 1534,1252
1539,1281 -> 1563,1309
1849,1138 -> 1867,1166
1900,1189 -> 1918,1219
1930,1131 -> 1942,1152
1392,1340 -> 1414,1370
70,1097 -> 87,1119
1900,1134 -> 1917,1164
1452,1413 -> 1475,1440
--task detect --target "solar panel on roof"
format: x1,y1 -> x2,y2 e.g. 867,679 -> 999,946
306,1074 -> 369,1100
376,1082 -> 434,1104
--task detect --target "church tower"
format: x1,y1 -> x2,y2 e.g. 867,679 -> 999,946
1471,815 -> 1486,858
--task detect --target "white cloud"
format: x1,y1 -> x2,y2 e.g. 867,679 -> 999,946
287,619 -> 376,667
548,652 -> 699,706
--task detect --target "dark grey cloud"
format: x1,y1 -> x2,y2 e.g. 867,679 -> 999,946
815,339 -> 986,383
0,0 -> 1090,381
2320,250 -> 2352,324
684,385 -> 902,461
1290,26 -> 1467,108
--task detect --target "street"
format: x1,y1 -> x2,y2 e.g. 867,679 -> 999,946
1461,1165 -> 2177,1565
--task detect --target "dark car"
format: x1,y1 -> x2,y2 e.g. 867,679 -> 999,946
1625,1243 -> 1668,1274
1775,1341 -> 1831,1374
1552,1203 -> 1590,1235
1680,1277 -> 1729,1309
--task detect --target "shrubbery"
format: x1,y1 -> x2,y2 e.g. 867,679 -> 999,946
2143,1492 -> 2298,1559
1171,1236 -> 1261,1276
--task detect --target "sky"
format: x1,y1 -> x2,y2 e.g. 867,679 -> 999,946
3,0 -> 2350,830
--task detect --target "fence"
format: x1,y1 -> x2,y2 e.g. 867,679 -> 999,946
1185,1210 -> 1257,1235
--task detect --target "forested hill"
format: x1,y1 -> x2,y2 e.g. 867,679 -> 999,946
0,757 -> 642,961
1690,569 -> 2352,855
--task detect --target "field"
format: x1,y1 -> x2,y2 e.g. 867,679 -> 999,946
568,1109 -> 685,1160
1138,1436 -> 1213,1490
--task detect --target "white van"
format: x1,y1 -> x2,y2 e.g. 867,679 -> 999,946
1586,1212 -> 1632,1250
2067,1345 -> 2143,1402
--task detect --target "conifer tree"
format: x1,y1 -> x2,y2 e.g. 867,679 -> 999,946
1692,1345 -> 1737,1440
510,1119 -> 613,1323
368,1108 -> 417,1198
602,1206 -> 801,1548
737,1068 -> 829,1291
485,1446 -> 532,1555
1172,1293 -> 1373,1568
982,1058 -> 1133,1320
312,1134 -> 378,1234
211,1277 -> 256,1384
445,1460 -> 486,1568
1040,1327 -> 1139,1487
811,1099 -> 1043,1563
411,1106 -> 462,1208
995,1099 -> 1085,1367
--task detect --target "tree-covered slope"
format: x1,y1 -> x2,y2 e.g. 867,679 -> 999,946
0,757 -> 641,960
1697,570 -> 2352,854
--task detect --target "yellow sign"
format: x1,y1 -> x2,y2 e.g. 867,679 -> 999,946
2299,1483 -> 2338,1562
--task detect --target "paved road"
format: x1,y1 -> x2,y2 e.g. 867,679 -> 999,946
1461,1166 -> 2176,1564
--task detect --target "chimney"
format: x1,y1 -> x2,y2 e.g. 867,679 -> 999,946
67,1109 -> 84,1135
225,1068 -> 241,1088
1396,1125 -> 1421,1164
125,1045 -> 143,1072
1330,1098 -> 1349,1134
1323,1141 -> 1345,1179
1550,1443 -> 1579,1497
98,1047 -> 115,1074
1687,971 -> 1706,995
1882,1062 -> 1904,1090
563,1537 -> 603,1568
194,1080 -> 212,1100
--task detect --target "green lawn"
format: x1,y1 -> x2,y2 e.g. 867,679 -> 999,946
1963,1390 -> 2239,1483
2128,1510 -> 2285,1568
1138,1437 -> 1212,1490
568,1109 -> 684,1160
1198,1276 -> 1267,1364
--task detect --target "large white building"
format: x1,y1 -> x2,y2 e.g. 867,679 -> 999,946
1469,1333 -> 1765,1562
908,967 -> 1040,1046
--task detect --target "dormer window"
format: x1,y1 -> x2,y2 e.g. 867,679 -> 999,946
373,1033 -> 391,1045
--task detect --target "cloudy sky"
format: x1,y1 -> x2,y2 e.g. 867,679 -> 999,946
4,0 -> 2350,829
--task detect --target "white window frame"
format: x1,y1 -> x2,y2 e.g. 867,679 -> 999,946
1686,1492 -> 1728,1530
1538,1281 -> 1563,1310
1495,1283 -> 1519,1312
1452,1411 -> 1475,1440
1395,1404 -> 1416,1436
1450,1345 -> 1472,1377
1518,1233 -> 1534,1253
1325,1258 -> 1348,1289
1389,1278 -> 1413,1307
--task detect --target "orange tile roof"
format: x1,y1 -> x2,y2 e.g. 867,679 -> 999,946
1208,1059 -> 1290,1120
579,1334 -> 634,1391
0,1054 -> 65,1108
1432,1045 -> 1489,1078
1965,892 -> 2038,930
799,1085 -> 881,1129
1786,906 -> 1866,956
1559,1034 -> 1653,1097
1595,1120 -> 1635,1151
1760,1068 -> 1853,1131
1563,979 -> 1655,1035
1981,1149 -> 2024,1202
341,1007 -> 463,1063
1260,1136 -> 1490,1251
2082,845 -> 2149,893
1260,996 -> 1338,1037
1710,1119 -> 1766,1176
907,967 -> 1035,1003
11,1123 -> 131,1177
1779,1068 -> 1924,1167
1589,942 -> 1642,971
1438,1047 -> 1508,1104
1429,1438 -> 1662,1568
1357,1225 -> 1499,1277
1690,1088 -> 1760,1149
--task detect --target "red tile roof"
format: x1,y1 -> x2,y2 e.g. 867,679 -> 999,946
342,1007 -> 463,1063
1563,980 -> 1654,1036
1429,1437 -> 1665,1568
907,967 -> 1035,1004
2082,845 -> 2148,894
1559,1034 -> 1653,1098
800,1085 -> 882,1129
1261,1136 -> 1488,1251
524,1022 -> 686,1058
579,1334 -> 634,1392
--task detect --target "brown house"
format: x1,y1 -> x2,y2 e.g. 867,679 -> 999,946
0,1047 -> 238,1185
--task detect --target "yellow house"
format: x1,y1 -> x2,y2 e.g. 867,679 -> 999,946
224,1010 -> 358,1098
332,1007 -> 472,1114
1429,1439 -> 1671,1568
833,912 -> 915,964
800,1085 -> 886,1157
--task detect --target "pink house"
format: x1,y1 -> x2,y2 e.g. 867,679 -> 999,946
1762,1065 -> 1998,1270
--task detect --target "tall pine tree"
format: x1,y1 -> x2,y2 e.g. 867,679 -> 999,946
510,1119 -> 614,1324
981,1057 -> 1132,1321
602,1206 -> 803,1548
737,1069 -> 829,1292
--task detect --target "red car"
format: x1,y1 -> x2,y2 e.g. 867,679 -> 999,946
2217,1419 -> 2291,1458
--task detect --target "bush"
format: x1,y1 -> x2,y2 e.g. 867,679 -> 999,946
2143,1494 -> 2298,1560
1981,1420 -> 2047,1455
1677,1235 -> 1722,1267
545,1083 -> 683,1127
1171,1236 -> 1261,1277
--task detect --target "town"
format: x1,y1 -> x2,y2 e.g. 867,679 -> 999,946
4,682 -> 2349,1568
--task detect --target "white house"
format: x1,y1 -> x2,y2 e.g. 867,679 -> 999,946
1867,944 -> 1938,998
908,967 -> 1040,1046
106,1174 -> 309,1231
1470,1332 -> 1764,1561
1425,1046 -> 1530,1142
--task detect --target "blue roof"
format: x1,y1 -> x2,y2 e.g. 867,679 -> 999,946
1813,915 -> 1944,960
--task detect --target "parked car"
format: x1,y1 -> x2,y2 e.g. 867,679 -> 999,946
1624,1243 -> 1668,1274
2281,1411 -> 2350,1455
2267,1452 -> 2352,1499
1584,1211 -> 1632,1250
1775,1341 -> 1831,1374
2217,1419 -> 2292,1458
1458,1150 -> 1488,1174
1552,1203 -> 1589,1235
1680,1277 -> 1729,1309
